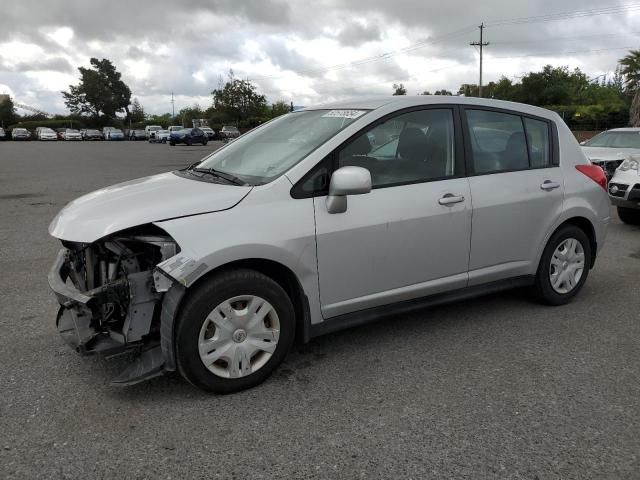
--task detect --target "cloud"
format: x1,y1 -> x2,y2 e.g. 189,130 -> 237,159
0,0 -> 637,114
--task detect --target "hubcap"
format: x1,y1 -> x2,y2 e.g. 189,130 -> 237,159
549,238 -> 585,294
198,295 -> 280,379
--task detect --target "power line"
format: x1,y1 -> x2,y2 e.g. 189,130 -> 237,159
485,3 -> 640,27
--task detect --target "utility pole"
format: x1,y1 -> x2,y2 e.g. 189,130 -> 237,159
470,23 -> 490,97
171,92 -> 175,121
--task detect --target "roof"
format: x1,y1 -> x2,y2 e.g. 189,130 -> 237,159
302,95 -> 558,119
606,127 -> 640,132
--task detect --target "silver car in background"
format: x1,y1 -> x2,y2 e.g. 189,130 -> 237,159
581,127 -> 640,180
48,96 -> 610,393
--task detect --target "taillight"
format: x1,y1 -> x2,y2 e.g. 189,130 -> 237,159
576,164 -> 607,191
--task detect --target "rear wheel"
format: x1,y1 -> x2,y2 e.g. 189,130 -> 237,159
175,269 -> 295,393
617,206 -> 640,225
532,225 -> 591,305
169,142 -> 175,146
186,138 -> 192,146
203,140 -> 208,146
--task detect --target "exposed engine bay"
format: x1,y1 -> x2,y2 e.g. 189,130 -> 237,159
49,225 -> 182,384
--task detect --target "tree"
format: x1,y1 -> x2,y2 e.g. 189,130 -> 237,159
177,104 -> 205,127
0,96 -> 17,127
392,83 -> 407,95
434,89 -> 453,96
62,58 -> 132,119
270,100 -> 291,118
619,50 -> 640,126
130,98 -> 145,123
211,71 -> 267,124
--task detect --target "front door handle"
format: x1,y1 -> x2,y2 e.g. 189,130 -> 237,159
540,180 -> 560,191
439,194 -> 465,206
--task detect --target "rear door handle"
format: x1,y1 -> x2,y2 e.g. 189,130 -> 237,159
540,180 -> 560,191
438,194 -> 465,206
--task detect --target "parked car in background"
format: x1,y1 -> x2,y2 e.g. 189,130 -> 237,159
37,127 -> 58,141
106,129 -> 125,141
608,154 -> 640,225
63,129 -> 82,141
129,129 -> 147,141
581,128 -> 640,180
168,125 -> 183,133
47,96 -> 609,392
145,125 -> 162,140
0,127 -> 6,140
219,125 -> 241,139
12,128 -> 30,140
200,126 -> 215,140
153,129 -> 170,143
103,127 -> 116,138
169,127 -> 208,145
83,129 -> 103,141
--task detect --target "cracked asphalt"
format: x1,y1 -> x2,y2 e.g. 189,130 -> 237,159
1,141 -> 639,479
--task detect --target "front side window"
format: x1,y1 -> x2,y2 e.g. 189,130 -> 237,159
197,110 -> 368,185
338,109 -> 456,188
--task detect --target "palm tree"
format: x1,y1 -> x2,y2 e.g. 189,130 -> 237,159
619,50 -> 640,126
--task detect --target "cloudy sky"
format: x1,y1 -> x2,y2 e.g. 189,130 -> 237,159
0,0 -> 638,115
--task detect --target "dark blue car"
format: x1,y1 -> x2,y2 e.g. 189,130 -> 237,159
169,128 -> 208,146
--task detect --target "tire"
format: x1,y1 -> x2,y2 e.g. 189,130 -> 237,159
202,140 -> 208,146
170,142 -> 175,146
532,225 -> 591,306
617,206 -> 640,225
175,269 -> 296,393
186,138 -> 192,146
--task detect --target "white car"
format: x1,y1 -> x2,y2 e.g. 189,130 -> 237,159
200,127 -> 215,139
145,125 -> 162,140
153,130 -> 171,143
581,128 -> 640,180
168,125 -> 184,133
608,154 -> 640,225
48,96 -> 610,392
63,129 -> 82,141
38,128 -> 58,141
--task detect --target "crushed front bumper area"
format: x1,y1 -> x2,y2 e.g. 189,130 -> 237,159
48,247 -> 181,385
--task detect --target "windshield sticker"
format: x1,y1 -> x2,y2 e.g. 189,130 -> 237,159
322,110 -> 367,119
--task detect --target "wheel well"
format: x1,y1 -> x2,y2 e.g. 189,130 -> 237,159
187,259 -> 310,344
558,217 -> 597,268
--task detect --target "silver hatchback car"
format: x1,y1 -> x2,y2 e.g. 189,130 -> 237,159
48,96 -> 610,393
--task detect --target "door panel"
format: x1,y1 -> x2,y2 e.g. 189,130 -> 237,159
314,179 -> 472,318
467,168 -> 564,284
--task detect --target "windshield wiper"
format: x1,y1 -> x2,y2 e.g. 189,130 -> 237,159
191,167 -> 247,186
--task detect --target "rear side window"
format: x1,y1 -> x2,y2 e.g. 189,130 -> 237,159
465,109 -> 552,174
523,117 -> 551,168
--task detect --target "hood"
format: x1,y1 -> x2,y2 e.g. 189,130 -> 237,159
49,172 -> 252,243
581,146 -> 640,161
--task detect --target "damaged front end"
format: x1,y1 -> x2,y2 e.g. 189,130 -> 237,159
48,225 -> 185,385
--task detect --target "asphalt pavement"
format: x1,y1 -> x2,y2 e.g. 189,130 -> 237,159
0,141 -> 639,479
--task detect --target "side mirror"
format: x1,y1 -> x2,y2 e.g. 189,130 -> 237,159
579,140 -> 586,145
326,166 -> 372,214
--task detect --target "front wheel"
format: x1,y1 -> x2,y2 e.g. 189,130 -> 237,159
169,142 -> 175,146
202,140 -> 208,146
532,225 -> 591,306
618,206 -> 640,225
175,269 -> 295,393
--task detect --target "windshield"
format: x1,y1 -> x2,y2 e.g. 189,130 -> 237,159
148,126 -> 161,131
223,126 -> 239,132
197,109 -> 368,184
66,129 -> 79,133
584,131 -> 640,148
